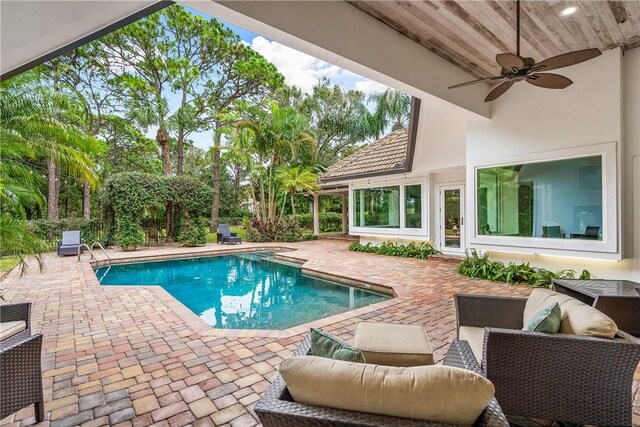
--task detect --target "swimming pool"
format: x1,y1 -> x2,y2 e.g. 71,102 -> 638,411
95,252 -> 390,330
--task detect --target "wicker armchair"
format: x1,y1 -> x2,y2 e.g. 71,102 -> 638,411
455,293 -> 640,426
0,303 -> 44,423
255,334 -> 508,427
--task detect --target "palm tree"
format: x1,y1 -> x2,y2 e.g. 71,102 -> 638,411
276,166 -> 319,219
0,72 -> 99,268
368,89 -> 411,138
236,103 -> 315,222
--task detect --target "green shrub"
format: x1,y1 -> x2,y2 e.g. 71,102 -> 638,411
179,217 -> 207,247
115,218 -> 145,251
348,241 -> 441,260
295,212 -> 343,233
245,217 -> 306,242
456,249 -> 593,287
31,218 -> 104,247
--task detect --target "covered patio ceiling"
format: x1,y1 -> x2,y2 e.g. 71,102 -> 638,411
350,1 -> 640,80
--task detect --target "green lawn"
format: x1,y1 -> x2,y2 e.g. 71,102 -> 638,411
0,256 -> 20,273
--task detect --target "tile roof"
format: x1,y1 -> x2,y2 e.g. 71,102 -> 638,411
320,128 -> 408,182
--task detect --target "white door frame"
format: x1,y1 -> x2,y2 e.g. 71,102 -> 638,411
439,183 -> 466,254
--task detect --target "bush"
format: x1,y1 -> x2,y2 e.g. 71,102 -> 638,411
115,218 -> 145,251
295,212 -> 343,233
349,241 -> 441,260
31,218 -> 104,248
245,217 -> 307,242
456,249 -> 593,287
179,217 -> 207,247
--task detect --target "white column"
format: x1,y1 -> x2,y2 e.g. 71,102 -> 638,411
341,194 -> 348,234
313,192 -> 320,236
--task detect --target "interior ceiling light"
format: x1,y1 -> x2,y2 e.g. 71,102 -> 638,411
560,6 -> 578,16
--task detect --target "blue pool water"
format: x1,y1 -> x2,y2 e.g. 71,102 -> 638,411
95,252 -> 390,330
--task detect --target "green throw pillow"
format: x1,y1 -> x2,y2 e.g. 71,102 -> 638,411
523,302 -> 561,333
310,328 -> 366,363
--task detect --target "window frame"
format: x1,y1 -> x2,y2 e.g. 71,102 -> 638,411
467,142 -> 618,257
350,176 -> 428,237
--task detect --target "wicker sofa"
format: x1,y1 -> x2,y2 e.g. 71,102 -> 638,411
455,293 -> 640,426
254,334 -> 508,427
0,302 -> 44,423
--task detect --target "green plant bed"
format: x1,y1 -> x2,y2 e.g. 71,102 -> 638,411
0,256 -> 20,272
456,250 -> 593,288
349,241 -> 441,260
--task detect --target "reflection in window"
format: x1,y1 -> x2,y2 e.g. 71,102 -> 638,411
477,156 -> 603,240
405,184 -> 422,228
353,186 -> 400,228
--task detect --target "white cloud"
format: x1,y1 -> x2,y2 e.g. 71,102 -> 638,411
250,36 -> 388,95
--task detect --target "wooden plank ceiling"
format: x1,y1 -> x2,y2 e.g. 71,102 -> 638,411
349,1 -> 640,79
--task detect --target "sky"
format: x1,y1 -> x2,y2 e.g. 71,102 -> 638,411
161,7 -> 389,150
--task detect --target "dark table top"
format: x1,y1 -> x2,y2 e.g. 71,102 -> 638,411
552,279 -> 640,297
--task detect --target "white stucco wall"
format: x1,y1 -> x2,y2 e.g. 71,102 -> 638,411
622,48 -> 640,281
464,47 -> 638,278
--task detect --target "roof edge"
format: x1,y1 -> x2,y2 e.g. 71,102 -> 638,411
319,96 -> 421,183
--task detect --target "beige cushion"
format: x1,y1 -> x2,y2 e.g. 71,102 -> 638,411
353,322 -> 433,366
0,321 -> 26,341
459,326 -> 485,364
280,355 -> 495,425
524,289 -> 617,338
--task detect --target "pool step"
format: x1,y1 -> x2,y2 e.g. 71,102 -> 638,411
233,253 -> 268,263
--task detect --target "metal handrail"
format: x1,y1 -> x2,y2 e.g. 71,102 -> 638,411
77,242 -> 111,266
91,242 -> 111,265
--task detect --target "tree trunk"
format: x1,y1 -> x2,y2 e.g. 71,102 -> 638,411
47,158 -> 59,220
290,192 -> 296,216
83,180 -> 90,219
176,86 -> 188,175
176,127 -> 185,175
157,127 -> 171,175
210,125 -> 222,232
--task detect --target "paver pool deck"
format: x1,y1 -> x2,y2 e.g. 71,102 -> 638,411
1,240 -> 638,426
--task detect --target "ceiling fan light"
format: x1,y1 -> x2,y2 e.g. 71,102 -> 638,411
560,6 -> 578,17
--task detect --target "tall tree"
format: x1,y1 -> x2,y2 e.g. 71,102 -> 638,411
368,89 -> 411,137
100,11 -> 174,175
236,103 -> 315,222
198,33 -> 283,230
300,78 -> 369,166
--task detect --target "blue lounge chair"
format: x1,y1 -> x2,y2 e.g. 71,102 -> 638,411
218,224 -> 241,245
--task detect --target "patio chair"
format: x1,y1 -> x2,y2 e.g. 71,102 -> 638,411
218,224 -> 241,245
542,225 -> 563,238
0,302 -> 44,423
454,292 -> 640,426
57,230 -> 83,256
254,334 -> 509,427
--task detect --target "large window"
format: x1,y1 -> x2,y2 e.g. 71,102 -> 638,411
353,186 -> 400,228
477,155 -> 603,241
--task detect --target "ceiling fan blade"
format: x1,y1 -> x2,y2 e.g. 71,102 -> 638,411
496,53 -> 525,70
526,73 -> 573,89
448,75 -> 505,89
534,48 -> 601,72
484,81 -> 514,102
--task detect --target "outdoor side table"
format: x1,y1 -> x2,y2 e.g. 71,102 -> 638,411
552,279 -> 640,336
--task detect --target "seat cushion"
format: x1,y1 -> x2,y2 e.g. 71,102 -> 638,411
280,355 -> 495,425
353,322 -> 433,366
524,289 -> 617,338
0,320 -> 27,341
310,328 -> 365,363
459,326 -> 485,364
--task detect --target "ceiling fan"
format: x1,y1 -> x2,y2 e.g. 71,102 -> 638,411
448,0 -> 602,102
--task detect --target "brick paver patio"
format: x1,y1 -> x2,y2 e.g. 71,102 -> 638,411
1,241 -> 638,426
